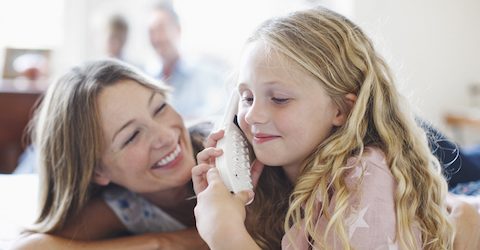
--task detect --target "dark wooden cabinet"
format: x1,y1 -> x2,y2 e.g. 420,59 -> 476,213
0,88 -> 42,173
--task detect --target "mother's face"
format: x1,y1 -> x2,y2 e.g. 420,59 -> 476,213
93,79 -> 195,193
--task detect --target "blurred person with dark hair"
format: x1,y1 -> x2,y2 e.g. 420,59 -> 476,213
147,2 -> 226,121
106,15 -> 129,61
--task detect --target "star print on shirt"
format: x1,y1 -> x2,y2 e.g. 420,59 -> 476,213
346,206 -> 370,239
350,162 -> 371,179
387,237 -> 399,250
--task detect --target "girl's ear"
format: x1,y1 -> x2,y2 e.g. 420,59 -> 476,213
93,167 -> 111,186
332,93 -> 357,126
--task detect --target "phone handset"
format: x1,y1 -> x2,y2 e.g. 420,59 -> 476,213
214,91 -> 253,193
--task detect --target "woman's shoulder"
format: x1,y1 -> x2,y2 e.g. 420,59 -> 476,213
188,120 -> 213,139
188,120 -> 214,156
103,185 -> 138,204
102,185 -> 186,234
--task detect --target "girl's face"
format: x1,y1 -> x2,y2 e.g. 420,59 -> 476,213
95,79 -> 195,193
237,41 -> 345,180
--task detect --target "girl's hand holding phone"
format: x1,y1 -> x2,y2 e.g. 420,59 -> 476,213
191,130 -> 264,249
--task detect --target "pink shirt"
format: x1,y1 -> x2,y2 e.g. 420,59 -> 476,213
282,147 -> 421,249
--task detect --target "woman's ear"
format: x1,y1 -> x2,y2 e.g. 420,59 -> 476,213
93,168 -> 111,186
332,93 -> 357,126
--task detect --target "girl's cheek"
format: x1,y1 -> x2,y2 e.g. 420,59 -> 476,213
237,109 -> 249,130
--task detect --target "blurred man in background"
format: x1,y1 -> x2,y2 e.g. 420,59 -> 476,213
147,2 -> 226,121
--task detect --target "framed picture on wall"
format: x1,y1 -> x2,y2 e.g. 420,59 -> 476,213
1,47 -> 51,80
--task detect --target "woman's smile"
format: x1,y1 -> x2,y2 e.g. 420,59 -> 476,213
152,143 -> 182,170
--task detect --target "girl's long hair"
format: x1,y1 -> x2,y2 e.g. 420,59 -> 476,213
27,59 -> 170,233
247,7 -> 452,250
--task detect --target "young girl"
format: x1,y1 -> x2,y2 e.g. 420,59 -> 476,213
12,60 -> 209,249
192,7 -> 453,249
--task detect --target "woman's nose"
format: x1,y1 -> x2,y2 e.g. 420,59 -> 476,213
150,125 -> 175,150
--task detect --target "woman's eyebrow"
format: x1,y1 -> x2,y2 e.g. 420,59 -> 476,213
112,91 -> 157,143
148,90 -> 156,106
112,120 -> 134,143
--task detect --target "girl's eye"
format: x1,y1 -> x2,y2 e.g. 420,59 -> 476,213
271,97 -> 290,104
241,96 -> 253,105
123,131 -> 139,147
154,103 -> 167,115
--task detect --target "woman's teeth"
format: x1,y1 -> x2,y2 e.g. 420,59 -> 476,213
156,144 -> 181,167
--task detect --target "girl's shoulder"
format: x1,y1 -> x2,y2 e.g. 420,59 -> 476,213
346,146 -> 386,165
344,147 -> 395,191
346,146 -> 390,176
312,147 -> 392,203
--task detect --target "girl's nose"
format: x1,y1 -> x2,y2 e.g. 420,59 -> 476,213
244,100 -> 268,125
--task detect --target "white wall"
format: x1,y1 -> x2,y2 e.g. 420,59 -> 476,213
57,0 -> 89,74
59,0 -> 480,143
0,0 -> 64,83
79,0 -> 321,69
353,0 -> 480,140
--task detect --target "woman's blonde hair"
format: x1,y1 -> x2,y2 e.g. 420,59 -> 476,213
247,7 -> 453,249
28,59 -> 170,233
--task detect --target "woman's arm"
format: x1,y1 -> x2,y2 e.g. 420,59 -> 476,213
11,197 -> 208,250
11,227 -> 207,250
55,196 -> 126,240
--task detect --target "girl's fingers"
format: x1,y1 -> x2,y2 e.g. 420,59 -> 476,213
235,190 -> 255,206
204,167 -> 230,192
206,168 -> 255,206
192,163 -> 213,179
192,163 -> 214,194
203,130 -> 225,148
196,147 -> 223,165
206,167 -> 222,184
250,160 -> 265,188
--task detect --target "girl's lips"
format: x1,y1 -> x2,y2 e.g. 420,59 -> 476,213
252,133 -> 281,144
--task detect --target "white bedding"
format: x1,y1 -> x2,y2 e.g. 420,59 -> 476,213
0,174 -> 38,249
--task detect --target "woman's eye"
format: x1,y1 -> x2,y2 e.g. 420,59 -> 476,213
123,131 -> 139,147
154,103 -> 167,115
271,97 -> 290,104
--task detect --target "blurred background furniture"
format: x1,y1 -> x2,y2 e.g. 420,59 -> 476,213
0,83 -> 41,174
444,112 -> 480,146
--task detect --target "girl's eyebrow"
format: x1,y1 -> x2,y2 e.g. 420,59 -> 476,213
238,81 -> 283,89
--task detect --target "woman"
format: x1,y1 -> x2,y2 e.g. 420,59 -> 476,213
12,59 -> 209,249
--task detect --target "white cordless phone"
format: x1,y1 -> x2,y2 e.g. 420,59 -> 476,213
214,91 -> 253,193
